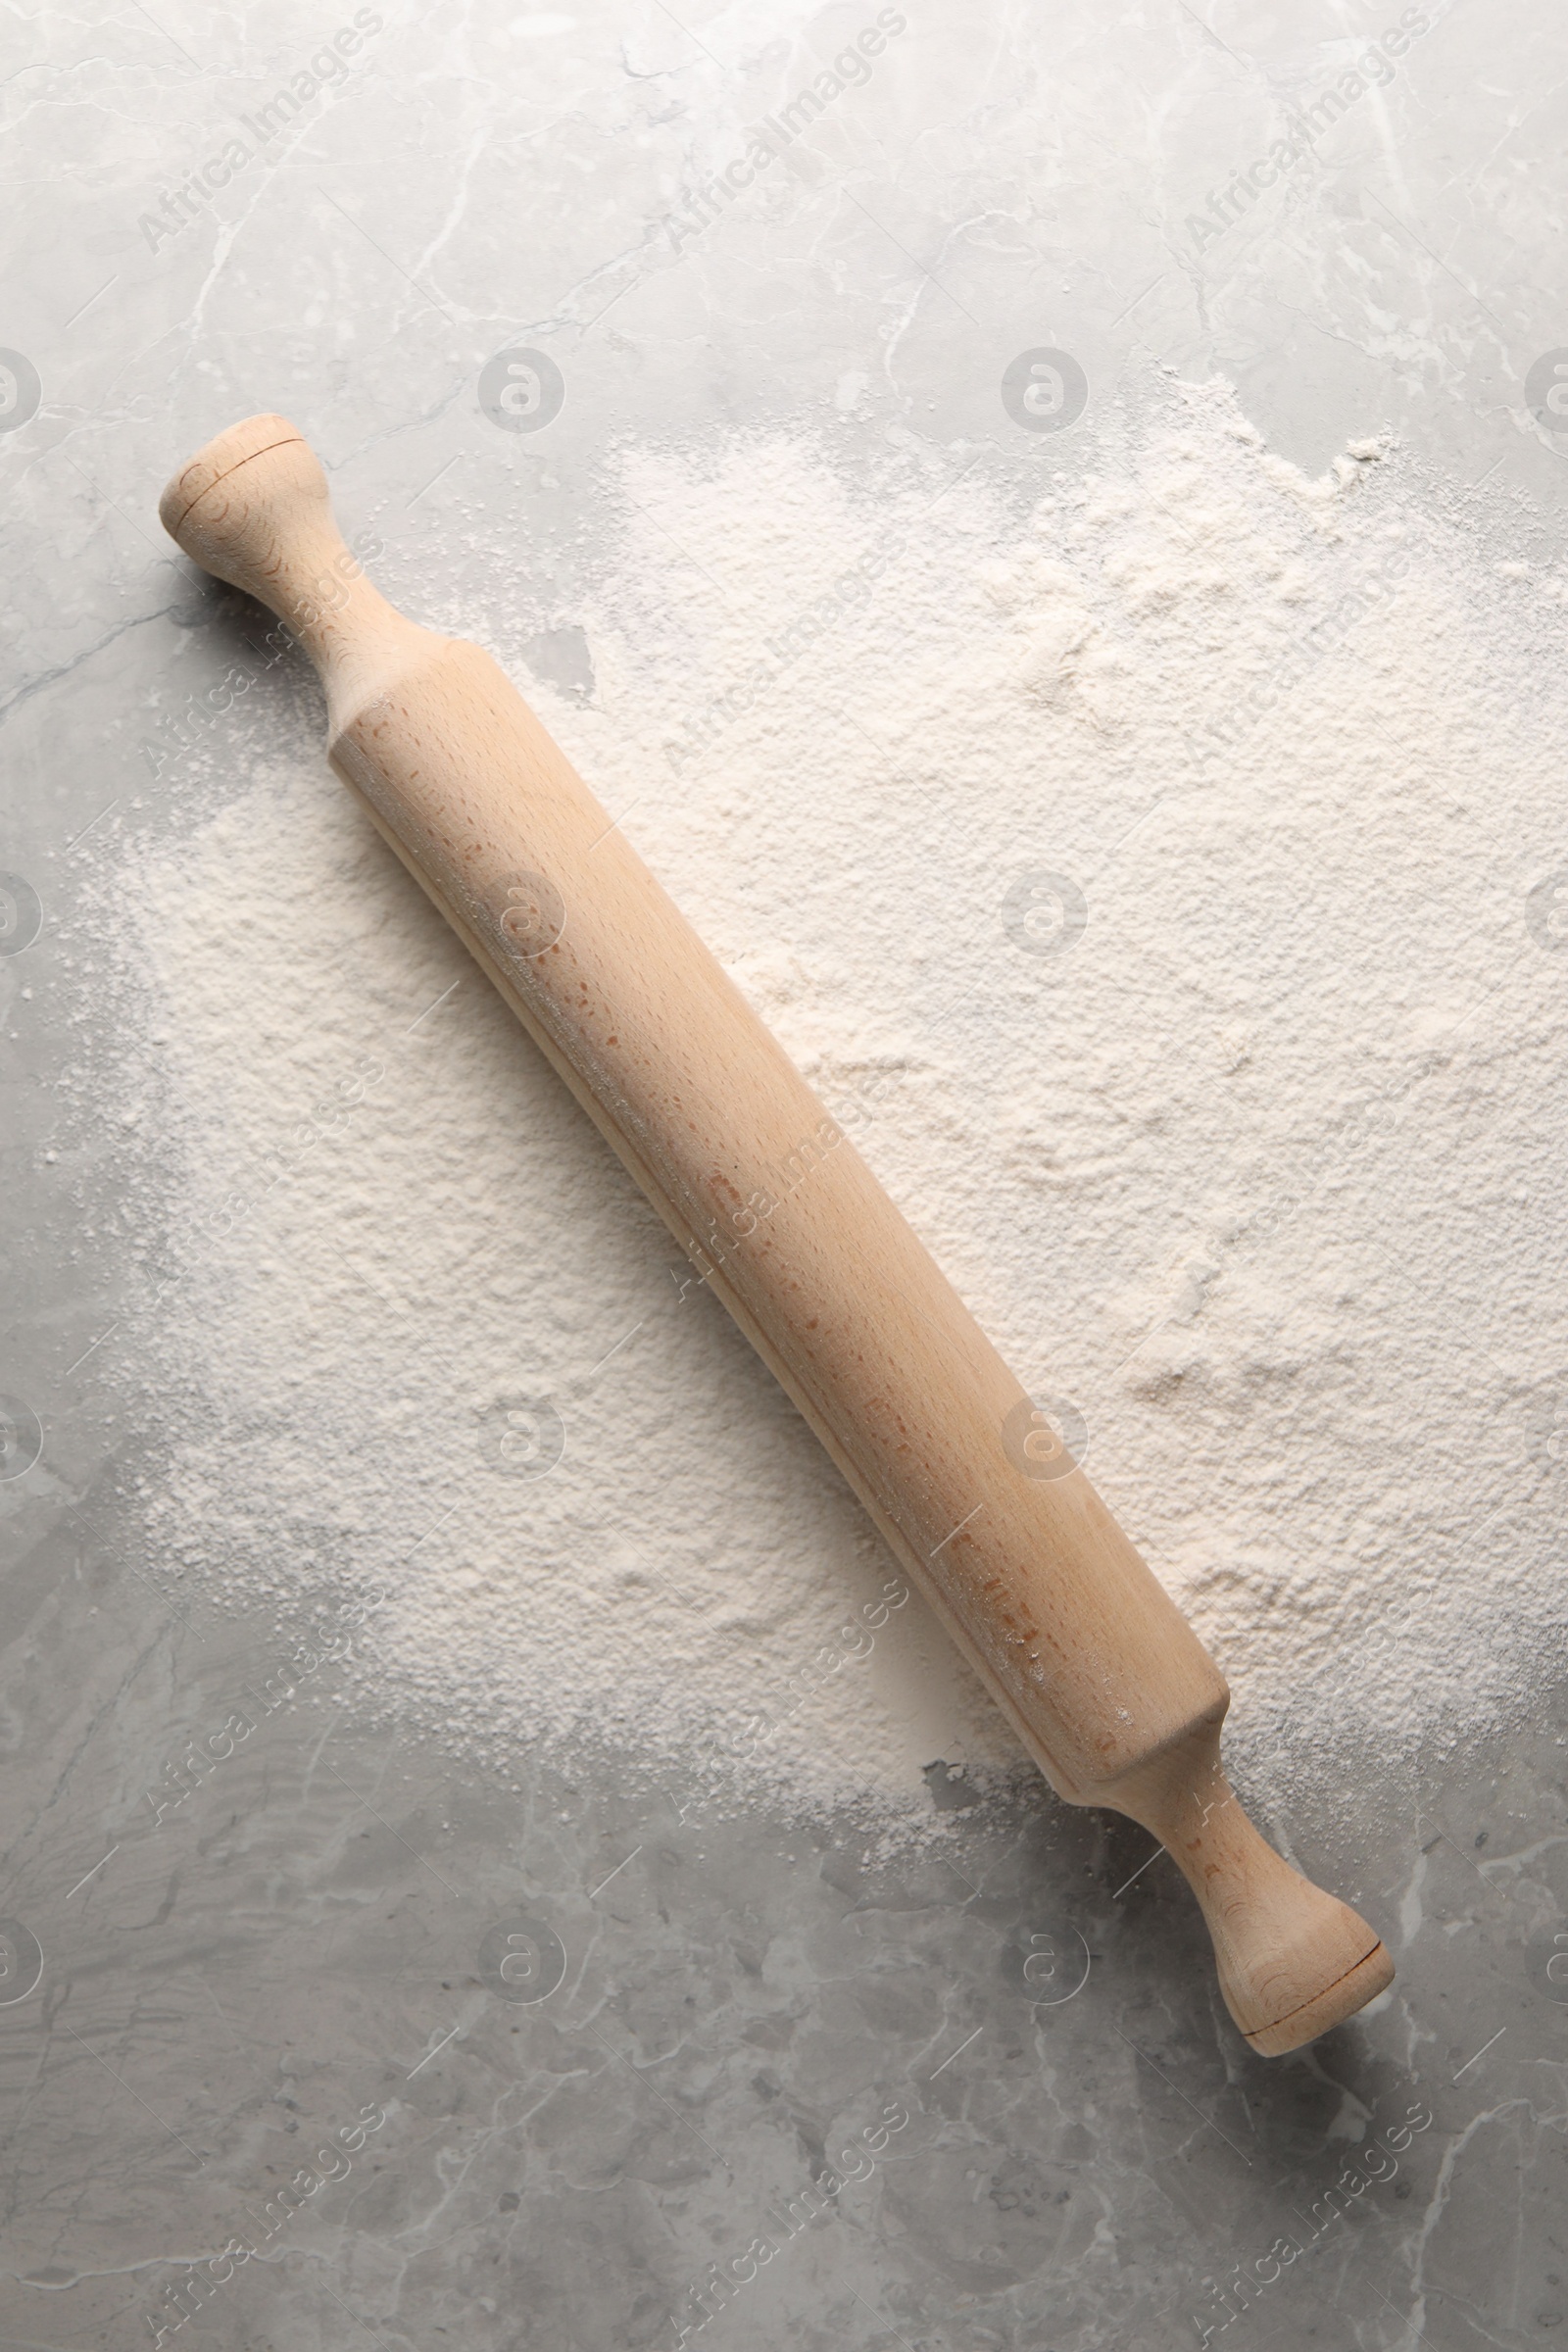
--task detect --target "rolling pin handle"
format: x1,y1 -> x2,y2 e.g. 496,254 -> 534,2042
160,414 -> 432,729
1109,1726 -> 1394,2053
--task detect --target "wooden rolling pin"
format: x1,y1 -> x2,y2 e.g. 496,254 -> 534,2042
160,416 -> 1393,2054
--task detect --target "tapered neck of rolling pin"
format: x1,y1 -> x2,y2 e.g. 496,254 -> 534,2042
158,412 -> 438,732
1110,1724 -> 1391,2054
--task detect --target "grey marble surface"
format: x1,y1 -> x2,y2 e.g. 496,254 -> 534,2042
3,3 -> 1568,2348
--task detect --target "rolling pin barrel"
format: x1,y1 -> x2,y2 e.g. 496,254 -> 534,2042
160,416 -> 1393,2054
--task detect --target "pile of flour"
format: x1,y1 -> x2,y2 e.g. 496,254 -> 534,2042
96,374 -> 1568,1820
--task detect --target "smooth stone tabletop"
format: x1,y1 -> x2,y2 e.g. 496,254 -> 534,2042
1,5 -> 1565,2349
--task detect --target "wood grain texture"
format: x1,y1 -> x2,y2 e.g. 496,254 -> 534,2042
159,415 -> 1393,2052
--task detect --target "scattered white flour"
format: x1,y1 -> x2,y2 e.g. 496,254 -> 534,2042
89,374 -> 1568,1822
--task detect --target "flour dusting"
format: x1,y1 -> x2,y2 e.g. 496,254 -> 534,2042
91,376 -> 1568,1819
